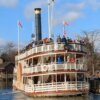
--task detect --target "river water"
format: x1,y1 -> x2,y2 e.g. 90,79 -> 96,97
0,89 -> 100,100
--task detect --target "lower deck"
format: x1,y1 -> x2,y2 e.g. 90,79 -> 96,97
23,81 -> 89,97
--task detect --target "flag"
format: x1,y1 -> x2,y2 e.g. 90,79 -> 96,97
63,30 -> 66,37
18,21 -> 22,28
63,21 -> 68,26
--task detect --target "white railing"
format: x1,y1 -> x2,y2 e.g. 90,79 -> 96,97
0,73 -> 13,78
22,63 -> 87,74
69,43 -> 85,52
15,43 -> 65,61
24,82 -> 89,93
15,42 -> 86,61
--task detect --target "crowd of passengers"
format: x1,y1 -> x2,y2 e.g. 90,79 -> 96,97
20,35 -> 85,53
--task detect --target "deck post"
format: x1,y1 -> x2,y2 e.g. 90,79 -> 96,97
75,73 -> 77,90
75,53 -> 76,70
64,74 -> 66,90
64,74 -> 66,83
56,74 -> 57,91
64,53 -> 66,69
52,75 -> 53,90
41,55 -> 44,92
42,75 -> 43,92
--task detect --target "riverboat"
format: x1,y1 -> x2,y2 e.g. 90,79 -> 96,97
13,0 -> 89,97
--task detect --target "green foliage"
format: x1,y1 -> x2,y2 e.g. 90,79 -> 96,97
0,42 -> 17,63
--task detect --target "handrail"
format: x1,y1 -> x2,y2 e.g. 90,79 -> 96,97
22,63 -> 87,74
24,81 -> 89,93
15,43 -> 65,60
15,42 -> 86,61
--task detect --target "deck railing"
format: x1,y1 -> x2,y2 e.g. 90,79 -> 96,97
15,43 -> 85,61
24,82 -> 89,93
15,43 -> 65,60
22,63 -> 87,74
0,73 -> 13,78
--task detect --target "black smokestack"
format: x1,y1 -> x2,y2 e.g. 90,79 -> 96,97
34,8 -> 42,41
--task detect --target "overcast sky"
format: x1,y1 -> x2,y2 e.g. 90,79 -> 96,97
0,0 -> 100,47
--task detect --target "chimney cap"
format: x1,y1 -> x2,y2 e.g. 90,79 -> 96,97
34,8 -> 41,11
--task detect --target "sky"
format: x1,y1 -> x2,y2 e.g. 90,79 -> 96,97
0,0 -> 100,48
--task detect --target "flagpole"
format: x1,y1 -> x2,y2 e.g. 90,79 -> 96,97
18,20 -> 20,56
48,0 -> 51,38
51,0 -> 54,39
63,22 -> 66,37
63,24 -> 65,35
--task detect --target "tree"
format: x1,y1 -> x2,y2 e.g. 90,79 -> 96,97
82,30 -> 100,75
0,42 -> 17,63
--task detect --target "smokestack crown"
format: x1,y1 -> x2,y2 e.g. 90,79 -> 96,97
34,8 -> 41,14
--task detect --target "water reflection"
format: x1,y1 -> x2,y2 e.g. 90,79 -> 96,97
12,93 -> 89,100
0,90 -> 100,100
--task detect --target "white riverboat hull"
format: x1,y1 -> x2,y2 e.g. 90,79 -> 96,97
25,90 -> 88,97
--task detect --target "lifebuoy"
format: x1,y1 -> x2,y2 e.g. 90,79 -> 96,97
70,58 -> 75,63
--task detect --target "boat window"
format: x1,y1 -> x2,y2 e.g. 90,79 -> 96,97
57,56 -> 62,64
70,73 -> 76,82
26,60 -> 28,65
34,76 -> 39,84
29,58 -> 32,66
77,73 -> 84,81
56,55 -> 64,64
33,57 -> 38,65
70,54 -> 75,63
66,74 -> 70,81
37,57 -> 42,65
65,54 -> 75,63
47,56 -> 51,64
51,56 -> 55,63
23,77 -> 27,84
57,74 -> 64,82
65,54 -> 70,63
43,57 -> 48,64
43,56 -> 53,64
46,75 -> 52,83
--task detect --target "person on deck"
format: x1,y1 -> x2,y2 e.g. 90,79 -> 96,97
62,35 -> 67,44
56,35 -> 62,43
57,56 -> 63,64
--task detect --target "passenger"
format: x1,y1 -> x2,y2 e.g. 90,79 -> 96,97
64,45 -> 68,50
29,43 -> 32,49
39,40 -> 43,46
26,44 -> 32,50
67,55 -> 70,63
69,38 -> 72,42
57,56 -> 63,64
34,41 -> 37,47
66,37 -> 70,42
56,35 -> 62,43
43,38 -> 48,44
46,38 -> 49,44
31,42 -> 34,48
76,59 -> 79,64
49,38 -> 53,43
62,35 -> 67,44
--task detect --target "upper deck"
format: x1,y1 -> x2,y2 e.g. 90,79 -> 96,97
15,39 -> 86,61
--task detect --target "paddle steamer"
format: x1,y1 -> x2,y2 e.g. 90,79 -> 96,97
13,0 -> 89,97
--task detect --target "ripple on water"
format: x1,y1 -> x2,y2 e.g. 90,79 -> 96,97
0,89 -> 100,100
